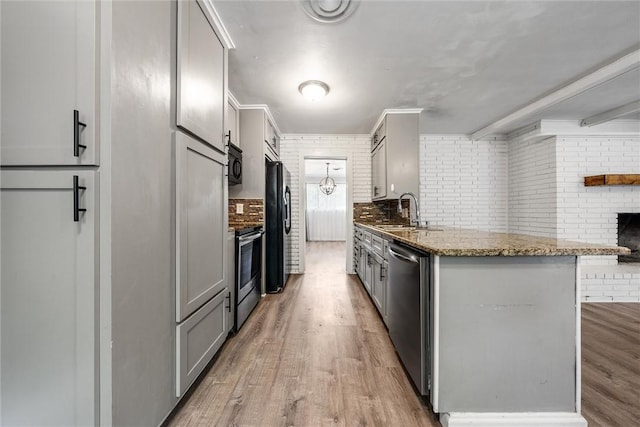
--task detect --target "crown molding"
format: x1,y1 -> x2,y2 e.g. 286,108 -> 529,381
371,108 -> 424,136
201,0 -> 235,49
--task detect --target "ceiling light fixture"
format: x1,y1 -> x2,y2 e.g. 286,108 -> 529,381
298,80 -> 330,102
319,162 -> 336,195
301,0 -> 359,23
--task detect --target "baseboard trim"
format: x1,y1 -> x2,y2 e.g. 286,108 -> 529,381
440,412 -> 587,427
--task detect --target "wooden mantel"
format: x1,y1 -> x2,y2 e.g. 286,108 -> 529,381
584,174 -> 640,186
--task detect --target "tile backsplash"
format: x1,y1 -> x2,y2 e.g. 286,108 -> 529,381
228,198 -> 264,227
353,200 -> 410,225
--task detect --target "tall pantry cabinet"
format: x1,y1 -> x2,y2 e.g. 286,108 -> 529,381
0,1 -> 232,426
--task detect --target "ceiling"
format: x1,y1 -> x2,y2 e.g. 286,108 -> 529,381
305,159 -> 347,181
215,0 -> 640,135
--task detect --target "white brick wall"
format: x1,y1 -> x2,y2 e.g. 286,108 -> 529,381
280,134 -> 371,273
508,137 -> 558,237
555,136 -> 640,266
420,135 -> 508,232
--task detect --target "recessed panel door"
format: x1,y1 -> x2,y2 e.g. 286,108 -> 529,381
176,132 -> 227,321
0,170 -> 97,426
1,1 -> 98,165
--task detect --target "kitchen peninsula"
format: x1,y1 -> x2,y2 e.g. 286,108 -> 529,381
354,223 -> 629,427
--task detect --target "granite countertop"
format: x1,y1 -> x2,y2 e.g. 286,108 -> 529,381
355,222 -> 630,257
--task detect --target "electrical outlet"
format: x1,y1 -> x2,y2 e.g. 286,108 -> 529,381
236,203 -> 244,214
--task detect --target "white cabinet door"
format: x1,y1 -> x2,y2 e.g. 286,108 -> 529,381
176,288 -> 228,397
372,142 -> 387,199
1,170 -> 97,426
1,1 -> 98,166
175,132 -> 227,322
177,0 -> 225,153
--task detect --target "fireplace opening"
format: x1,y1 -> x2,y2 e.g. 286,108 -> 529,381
618,213 -> 640,263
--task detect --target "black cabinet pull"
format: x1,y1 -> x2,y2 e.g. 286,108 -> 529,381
73,175 -> 87,222
74,110 -> 87,157
225,130 -> 231,144
225,291 -> 231,312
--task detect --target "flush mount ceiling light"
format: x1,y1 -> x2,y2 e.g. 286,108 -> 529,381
301,0 -> 359,23
298,80 -> 330,102
319,162 -> 336,195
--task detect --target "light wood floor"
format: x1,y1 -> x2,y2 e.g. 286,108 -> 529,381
167,242 -> 640,427
167,241 -> 438,426
581,303 -> 640,427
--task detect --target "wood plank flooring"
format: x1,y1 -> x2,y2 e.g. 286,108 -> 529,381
581,303 -> 640,427
167,242 -> 438,426
166,242 -> 640,426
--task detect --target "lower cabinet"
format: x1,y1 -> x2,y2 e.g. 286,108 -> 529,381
176,288 -> 228,397
371,255 -> 386,315
0,170 -> 97,426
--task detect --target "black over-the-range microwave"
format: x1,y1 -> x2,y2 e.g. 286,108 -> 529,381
227,141 -> 242,185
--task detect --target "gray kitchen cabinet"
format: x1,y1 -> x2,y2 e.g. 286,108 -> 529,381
1,170 -> 98,426
264,117 -> 280,156
1,0 -> 98,166
177,0 -> 226,153
227,230 -> 236,333
372,142 -> 387,199
229,107 -> 280,199
227,95 -> 240,147
176,287 -> 229,397
175,132 -> 228,322
371,254 -> 385,313
371,117 -> 386,150
371,112 -> 420,201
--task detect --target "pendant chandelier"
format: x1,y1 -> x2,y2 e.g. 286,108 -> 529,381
319,162 -> 336,195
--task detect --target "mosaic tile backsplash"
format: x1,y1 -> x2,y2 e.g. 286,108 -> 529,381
228,198 -> 264,227
353,199 -> 411,225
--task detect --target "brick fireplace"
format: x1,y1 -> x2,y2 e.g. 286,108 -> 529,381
618,213 -> 640,263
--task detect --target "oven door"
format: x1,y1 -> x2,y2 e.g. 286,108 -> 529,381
237,231 -> 262,302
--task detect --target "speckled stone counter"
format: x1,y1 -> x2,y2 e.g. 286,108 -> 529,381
355,222 -> 629,257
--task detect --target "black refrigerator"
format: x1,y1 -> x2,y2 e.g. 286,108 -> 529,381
265,161 -> 292,293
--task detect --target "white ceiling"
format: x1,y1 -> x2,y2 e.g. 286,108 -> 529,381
305,158 -> 347,181
215,0 -> 640,135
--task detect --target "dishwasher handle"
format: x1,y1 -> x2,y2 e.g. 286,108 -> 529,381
388,246 -> 419,264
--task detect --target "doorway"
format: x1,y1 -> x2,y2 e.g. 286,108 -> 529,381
303,158 -> 348,272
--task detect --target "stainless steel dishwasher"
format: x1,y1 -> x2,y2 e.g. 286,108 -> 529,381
387,242 -> 430,395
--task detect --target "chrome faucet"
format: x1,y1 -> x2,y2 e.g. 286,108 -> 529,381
398,192 -> 422,226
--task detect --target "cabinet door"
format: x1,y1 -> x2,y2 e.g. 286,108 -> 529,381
1,1 -> 98,166
177,0 -> 225,153
176,132 -> 228,322
1,170 -> 97,426
227,100 -> 239,147
176,288 -> 228,397
226,230 -> 236,333
372,142 -> 387,199
372,259 -> 385,313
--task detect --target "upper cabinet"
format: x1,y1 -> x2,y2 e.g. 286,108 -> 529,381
177,0 -> 226,153
264,117 -> 280,157
227,93 -> 240,147
371,111 -> 420,201
229,107 -> 280,199
1,1 -> 99,166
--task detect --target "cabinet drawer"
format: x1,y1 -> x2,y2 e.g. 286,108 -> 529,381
363,231 -> 372,246
176,288 -> 229,397
372,235 -> 384,256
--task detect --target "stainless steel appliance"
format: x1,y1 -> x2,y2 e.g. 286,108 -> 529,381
227,141 -> 242,185
265,161 -> 292,293
235,226 -> 263,331
387,242 -> 430,395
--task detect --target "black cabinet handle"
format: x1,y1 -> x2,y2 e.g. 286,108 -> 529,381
225,291 -> 231,312
225,130 -> 231,144
73,175 -> 87,222
74,110 -> 87,157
